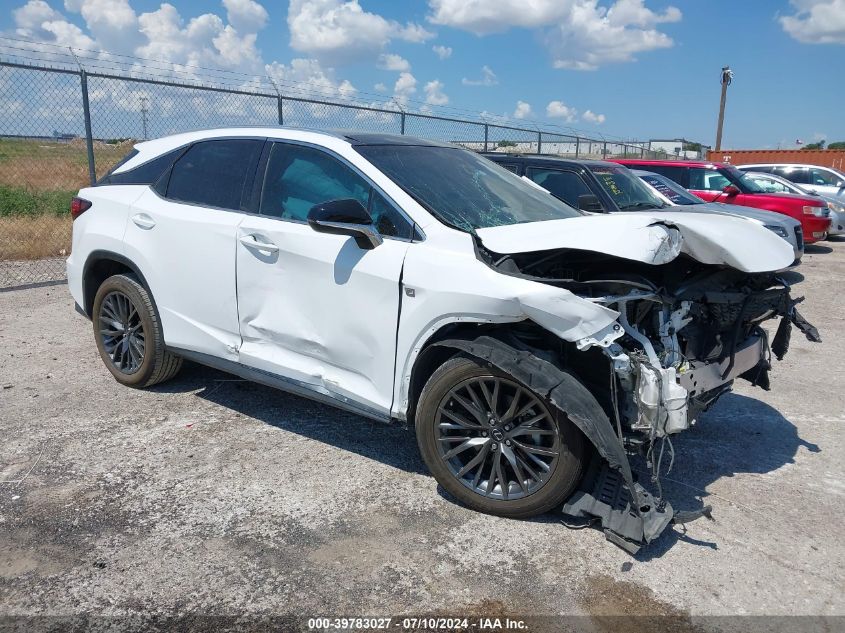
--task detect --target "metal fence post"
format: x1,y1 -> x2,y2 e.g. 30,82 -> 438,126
277,95 -> 284,125
484,124 -> 489,152
80,70 -> 96,185
537,131 -> 542,154
400,111 -> 406,135
602,141 -> 607,158
575,137 -> 580,158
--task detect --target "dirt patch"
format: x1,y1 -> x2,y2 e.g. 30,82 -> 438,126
583,574 -> 700,632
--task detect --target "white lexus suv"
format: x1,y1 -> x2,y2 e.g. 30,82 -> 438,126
67,127 -> 819,552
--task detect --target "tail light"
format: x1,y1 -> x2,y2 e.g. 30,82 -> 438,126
70,197 -> 92,220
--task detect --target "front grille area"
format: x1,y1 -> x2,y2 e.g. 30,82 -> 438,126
795,225 -> 804,250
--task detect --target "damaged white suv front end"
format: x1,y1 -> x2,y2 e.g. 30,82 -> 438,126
471,211 -> 820,551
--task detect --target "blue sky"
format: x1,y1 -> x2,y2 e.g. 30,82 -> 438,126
2,0 -> 844,147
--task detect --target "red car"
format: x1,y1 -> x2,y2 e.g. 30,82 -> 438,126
612,159 -> 831,243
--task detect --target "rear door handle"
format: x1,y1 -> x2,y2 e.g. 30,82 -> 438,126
239,234 -> 279,253
131,213 -> 156,229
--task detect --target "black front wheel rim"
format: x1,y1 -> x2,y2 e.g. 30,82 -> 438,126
435,376 -> 561,501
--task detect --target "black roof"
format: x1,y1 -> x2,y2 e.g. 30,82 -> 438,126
482,153 -> 620,168
340,132 -> 454,148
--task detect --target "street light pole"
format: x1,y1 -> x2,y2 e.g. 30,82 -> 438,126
714,66 -> 733,152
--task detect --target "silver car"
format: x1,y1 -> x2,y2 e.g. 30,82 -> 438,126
743,171 -> 845,236
633,169 -> 804,261
738,163 -> 845,199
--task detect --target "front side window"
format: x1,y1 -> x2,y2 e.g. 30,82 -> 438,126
166,139 -> 263,210
260,143 -> 412,239
810,168 -> 844,187
526,167 -> 593,208
689,167 -> 729,191
356,145 -> 581,231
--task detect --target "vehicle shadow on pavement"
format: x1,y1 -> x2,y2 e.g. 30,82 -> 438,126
804,244 -> 833,254
630,392 -> 819,559
153,365 -> 819,557
151,361 -> 429,475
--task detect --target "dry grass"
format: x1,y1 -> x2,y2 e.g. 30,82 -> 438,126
0,138 -> 131,191
0,215 -> 71,260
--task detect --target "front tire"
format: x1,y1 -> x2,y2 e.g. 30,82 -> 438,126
92,273 -> 182,388
416,356 -> 586,518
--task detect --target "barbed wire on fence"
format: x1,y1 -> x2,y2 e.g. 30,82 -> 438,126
0,38 -> 698,289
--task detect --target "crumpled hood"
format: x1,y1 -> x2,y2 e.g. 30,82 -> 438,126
476,211 -> 794,273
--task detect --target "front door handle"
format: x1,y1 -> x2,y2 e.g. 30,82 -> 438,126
131,213 -> 156,230
239,234 -> 279,253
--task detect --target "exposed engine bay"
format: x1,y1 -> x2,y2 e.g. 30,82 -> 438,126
482,245 -> 821,553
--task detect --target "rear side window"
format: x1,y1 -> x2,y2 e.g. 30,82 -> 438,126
641,164 -> 689,188
103,148 -> 185,186
774,166 -> 810,184
526,167 -> 593,207
498,163 -> 519,174
166,139 -> 263,210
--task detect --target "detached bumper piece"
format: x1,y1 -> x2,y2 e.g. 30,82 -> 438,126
562,462 -> 674,555
561,461 -> 712,555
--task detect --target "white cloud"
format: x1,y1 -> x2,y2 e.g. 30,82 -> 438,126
13,0 -> 271,74
429,0 -> 567,34
374,82 -> 388,92
287,0 -> 434,63
393,71 -> 417,107
424,79 -> 448,105
546,100 -> 577,121
547,0 -> 680,70
780,0 -> 845,44
428,0 -> 681,69
513,100 -> 532,119
432,44 -> 452,59
223,0 -> 269,33
462,65 -> 498,86
13,0 -> 96,48
581,109 -> 606,124
266,58 -> 357,100
377,53 -> 411,71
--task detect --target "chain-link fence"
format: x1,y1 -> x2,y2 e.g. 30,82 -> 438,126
0,55 -> 687,289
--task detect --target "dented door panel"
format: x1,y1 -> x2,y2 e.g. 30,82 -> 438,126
236,216 -> 409,415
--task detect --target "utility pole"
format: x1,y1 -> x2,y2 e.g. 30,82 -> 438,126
140,96 -> 149,140
714,66 -> 733,152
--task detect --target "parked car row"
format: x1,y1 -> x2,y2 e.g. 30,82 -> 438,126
613,159 -> 832,244
67,128 -> 820,554
483,153 -> 805,261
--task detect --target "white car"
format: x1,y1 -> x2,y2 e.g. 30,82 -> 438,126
738,163 -> 845,199
743,171 -> 845,235
67,128 -> 819,553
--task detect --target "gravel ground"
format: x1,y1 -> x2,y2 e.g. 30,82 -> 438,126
0,242 -> 843,630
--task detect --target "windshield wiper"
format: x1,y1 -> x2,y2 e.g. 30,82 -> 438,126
619,201 -> 666,210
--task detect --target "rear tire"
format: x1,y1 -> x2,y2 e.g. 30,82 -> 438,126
415,356 -> 586,519
92,273 -> 182,388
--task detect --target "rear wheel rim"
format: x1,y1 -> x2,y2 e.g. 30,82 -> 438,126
99,291 -> 145,374
435,376 -> 560,501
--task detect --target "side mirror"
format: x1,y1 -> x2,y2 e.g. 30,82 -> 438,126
577,194 -> 605,213
307,198 -> 383,250
722,185 -> 740,196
